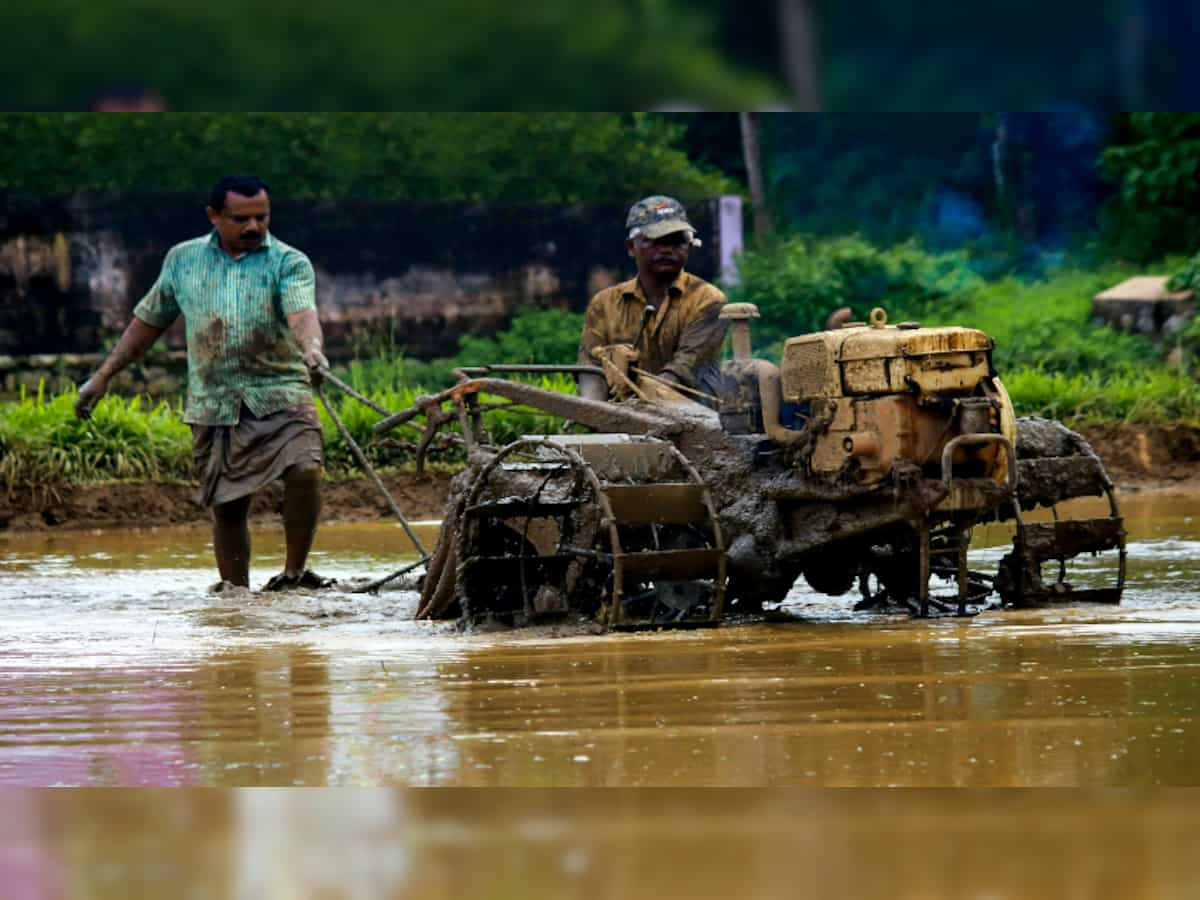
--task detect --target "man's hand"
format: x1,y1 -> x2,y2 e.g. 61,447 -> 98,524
288,309 -> 328,388
302,342 -> 329,386
75,374 -> 109,419
73,316 -> 165,420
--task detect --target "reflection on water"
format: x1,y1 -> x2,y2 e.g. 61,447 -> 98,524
1,493 -> 1199,786
5,790 -> 1200,899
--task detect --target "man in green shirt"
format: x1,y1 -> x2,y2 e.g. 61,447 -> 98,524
74,175 -> 331,592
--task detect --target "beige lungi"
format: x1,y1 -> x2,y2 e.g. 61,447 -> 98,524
191,401 -> 323,507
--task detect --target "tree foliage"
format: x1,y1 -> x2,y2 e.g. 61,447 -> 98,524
0,1 -> 773,111
0,113 -> 735,202
761,115 -> 995,245
730,235 -> 981,345
1102,113 -> 1200,259
6,1 -> 1200,113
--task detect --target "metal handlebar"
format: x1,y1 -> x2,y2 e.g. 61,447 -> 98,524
940,434 -> 1018,493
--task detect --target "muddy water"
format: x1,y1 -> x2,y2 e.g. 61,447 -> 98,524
1,493 -> 1199,786
6,790 -> 1200,899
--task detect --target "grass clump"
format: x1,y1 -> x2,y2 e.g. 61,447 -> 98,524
0,374 -> 576,491
1004,369 -> 1200,426
454,308 -> 584,366
0,384 -> 192,490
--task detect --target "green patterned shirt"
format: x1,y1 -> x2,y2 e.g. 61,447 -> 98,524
133,230 -> 317,426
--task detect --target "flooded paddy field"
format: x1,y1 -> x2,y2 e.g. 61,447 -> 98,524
2,493 -> 1200,786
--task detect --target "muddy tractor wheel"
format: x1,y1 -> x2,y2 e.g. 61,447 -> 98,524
419,435 -> 728,630
1000,417 -> 1128,607
727,567 -> 801,613
802,562 -> 858,597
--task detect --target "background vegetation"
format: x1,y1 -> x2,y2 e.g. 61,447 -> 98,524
3,1 -> 1197,110
0,110 -> 1178,264
5,110 -> 1200,490
5,247 -> 1198,492
0,111 -> 1192,267
0,114 -> 733,203
1103,113 -> 1200,259
0,0 -> 771,110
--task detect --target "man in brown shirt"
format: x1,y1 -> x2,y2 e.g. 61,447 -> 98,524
577,195 -> 727,401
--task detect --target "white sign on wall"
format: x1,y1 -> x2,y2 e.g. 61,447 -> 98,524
716,195 -> 744,287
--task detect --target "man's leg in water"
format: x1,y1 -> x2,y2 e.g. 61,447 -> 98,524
212,495 -> 252,587
282,462 -> 321,577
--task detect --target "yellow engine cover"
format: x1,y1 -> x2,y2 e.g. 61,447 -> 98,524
781,325 -> 994,402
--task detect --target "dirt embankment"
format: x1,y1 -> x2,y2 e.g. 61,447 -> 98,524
1078,424 -> 1200,488
2,425 -> 1198,533
0,471 -> 454,532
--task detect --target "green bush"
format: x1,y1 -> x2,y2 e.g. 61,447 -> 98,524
454,308 -> 585,366
730,235 -> 981,346
327,306 -> 586,400
1168,253 -> 1200,293
320,309 -> 584,473
1101,113 -> 1200,260
334,353 -> 456,398
916,269 -> 1159,377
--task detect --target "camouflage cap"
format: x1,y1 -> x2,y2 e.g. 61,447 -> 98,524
625,195 -> 694,241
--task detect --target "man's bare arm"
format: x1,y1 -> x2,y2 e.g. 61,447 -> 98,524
287,309 -> 328,380
74,317 -> 166,419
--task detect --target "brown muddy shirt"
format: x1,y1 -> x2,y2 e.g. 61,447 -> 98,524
577,271 -> 727,388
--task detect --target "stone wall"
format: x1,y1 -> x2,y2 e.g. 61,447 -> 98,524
0,194 -> 734,367
0,351 -> 186,399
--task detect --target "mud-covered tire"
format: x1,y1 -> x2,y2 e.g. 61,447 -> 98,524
726,569 -> 800,613
802,564 -> 858,597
